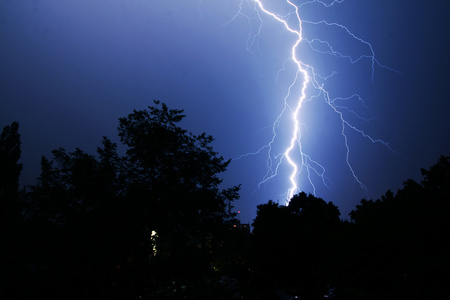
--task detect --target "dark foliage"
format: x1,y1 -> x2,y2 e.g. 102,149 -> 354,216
246,157 -> 449,299
0,121 -> 22,220
2,107 -> 449,299
1,122 -> 24,299
338,155 -> 450,300
251,193 -> 340,299
2,102 -> 239,299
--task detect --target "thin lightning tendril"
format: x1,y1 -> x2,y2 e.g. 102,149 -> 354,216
229,0 -> 400,204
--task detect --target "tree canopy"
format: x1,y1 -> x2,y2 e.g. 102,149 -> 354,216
343,156 -> 450,299
4,101 -> 240,299
2,107 -> 449,299
0,121 -> 22,221
251,193 -> 340,299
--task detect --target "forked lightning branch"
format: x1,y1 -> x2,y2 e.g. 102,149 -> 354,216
229,0 -> 399,203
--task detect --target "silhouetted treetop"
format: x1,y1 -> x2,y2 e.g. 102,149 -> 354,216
0,122 -> 22,203
421,155 -> 450,200
288,192 -> 340,228
350,155 -> 450,224
118,101 -> 230,194
14,101 -> 241,298
345,156 -> 450,299
251,193 -> 341,298
5,114 -> 450,299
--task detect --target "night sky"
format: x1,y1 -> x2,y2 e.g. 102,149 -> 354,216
1,0 -> 450,223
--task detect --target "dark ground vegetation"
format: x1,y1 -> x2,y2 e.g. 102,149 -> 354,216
2,102 -> 449,299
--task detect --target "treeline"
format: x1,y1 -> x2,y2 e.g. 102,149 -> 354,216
1,101 -> 449,299
250,157 -> 450,299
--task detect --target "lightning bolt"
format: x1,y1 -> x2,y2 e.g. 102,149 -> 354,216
229,0 -> 399,204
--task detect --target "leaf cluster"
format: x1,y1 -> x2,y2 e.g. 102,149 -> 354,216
2,101 -> 240,299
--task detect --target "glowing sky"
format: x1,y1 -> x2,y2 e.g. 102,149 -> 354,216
1,0 -> 450,222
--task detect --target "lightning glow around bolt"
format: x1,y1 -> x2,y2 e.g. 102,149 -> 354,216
229,0 -> 400,204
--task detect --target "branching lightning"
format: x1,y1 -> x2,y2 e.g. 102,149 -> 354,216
229,0 -> 399,204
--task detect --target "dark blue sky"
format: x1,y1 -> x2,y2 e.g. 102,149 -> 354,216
1,0 -> 450,222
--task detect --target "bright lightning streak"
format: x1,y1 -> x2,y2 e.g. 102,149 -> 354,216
229,0 -> 399,204
248,0 -> 311,202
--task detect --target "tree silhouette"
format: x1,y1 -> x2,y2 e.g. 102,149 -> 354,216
17,101 -> 239,299
117,100 -> 240,297
341,156 -> 450,299
6,103 -> 449,299
1,122 -> 25,300
251,193 -> 340,299
0,121 -> 22,221
118,101 -> 237,245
